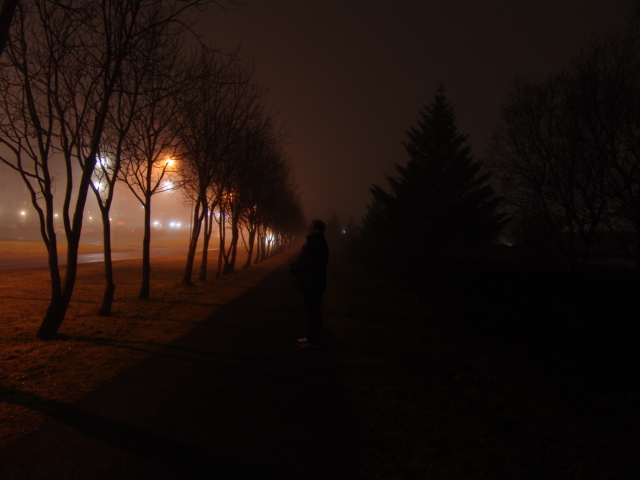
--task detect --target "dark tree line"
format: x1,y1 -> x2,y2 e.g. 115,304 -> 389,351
0,0 -> 303,339
176,51 -> 302,285
363,10 -> 640,275
0,0 -> 204,339
487,18 -> 640,270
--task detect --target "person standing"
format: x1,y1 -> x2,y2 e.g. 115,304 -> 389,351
290,219 -> 329,348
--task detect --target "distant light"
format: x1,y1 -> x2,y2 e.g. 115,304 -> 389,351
20,211 -> 25,215
153,221 -> 159,226
54,213 -> 58,218
342,229 -> 346,234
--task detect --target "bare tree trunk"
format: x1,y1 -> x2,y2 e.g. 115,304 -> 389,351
183,196 -> 205,285
263,236 -> 270,261
37,292 -> 67,340
243,227 -> 256,268
37,235 -> 64,337
37,230 -> 82,339
254,230 -> 262,264
260,232 -> 268,262
37,148 -> 97,339
199,203 -> 214,281
225,215 -> 239,274
216,212 -> 226,278
98,206 -> 116,313
138,195 -> 152,299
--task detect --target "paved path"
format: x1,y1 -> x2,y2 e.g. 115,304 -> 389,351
0,260 -> 364,479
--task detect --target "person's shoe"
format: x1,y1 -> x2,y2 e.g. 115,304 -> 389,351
298,338 -> 318,348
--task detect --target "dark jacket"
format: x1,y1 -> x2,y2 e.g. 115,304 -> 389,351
290,231 -> 329,293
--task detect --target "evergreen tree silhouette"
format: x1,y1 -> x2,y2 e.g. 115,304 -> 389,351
363,86 -> 507,258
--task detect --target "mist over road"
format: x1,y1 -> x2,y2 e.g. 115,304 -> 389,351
0,247 -> 193,271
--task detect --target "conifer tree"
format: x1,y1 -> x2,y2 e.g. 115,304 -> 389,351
363,86 -> 507,258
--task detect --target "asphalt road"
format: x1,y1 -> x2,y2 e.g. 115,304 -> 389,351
0,247 -> 190,271
0,259 -> 365,479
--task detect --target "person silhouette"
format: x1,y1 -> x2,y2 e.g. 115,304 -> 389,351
290,219 -> 329,348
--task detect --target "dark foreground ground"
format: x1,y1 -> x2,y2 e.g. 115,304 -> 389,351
1,255 -> 639,479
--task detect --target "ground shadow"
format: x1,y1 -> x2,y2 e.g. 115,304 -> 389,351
0,384 -> 289,479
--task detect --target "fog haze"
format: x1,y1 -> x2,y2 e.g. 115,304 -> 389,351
0,1 -> 633,232
203,0 -> 632,223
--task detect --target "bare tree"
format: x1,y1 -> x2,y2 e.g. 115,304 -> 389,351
488,75 -> 598,267
0,0 -> 116,339
588,31 -> 640,269
238,139 -> 282,268
215,83 -> 274,275
238,140 -> 291,268
488,26 -> 640,270
177,54 -> 299,280
90,28 -> 171,313
247,151 -> 303,262
178,49 -> 241,285
0,0 -> 217,339
177,54 -> 280,282
115,37 -> 187,300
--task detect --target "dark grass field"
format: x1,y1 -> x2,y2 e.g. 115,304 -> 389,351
326,254 -> 640,479
1,241 -> 637,478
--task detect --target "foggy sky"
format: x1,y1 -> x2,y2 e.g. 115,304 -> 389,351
203,0 -> 633,225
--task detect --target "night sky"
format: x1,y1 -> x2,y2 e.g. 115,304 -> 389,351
202,0 -> 633,224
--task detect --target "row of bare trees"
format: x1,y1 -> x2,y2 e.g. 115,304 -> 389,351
0,0 -> 303,340
487,18 -> 640,270
178,50 -> 303,286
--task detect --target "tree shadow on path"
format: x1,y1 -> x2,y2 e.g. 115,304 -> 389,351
0,385 -> 288,479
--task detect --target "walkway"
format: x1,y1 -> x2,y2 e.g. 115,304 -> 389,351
0,260 -> 364,479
